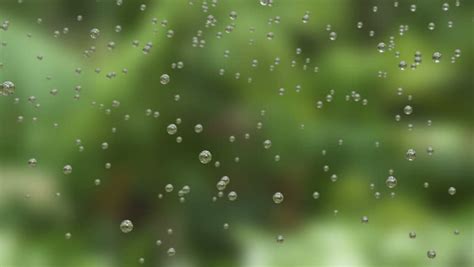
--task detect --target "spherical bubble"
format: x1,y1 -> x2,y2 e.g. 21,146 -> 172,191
403,105 -> 413,115
312,191 -> 320,199
199,150 -> 212,164
228,191 -> 238,201
138,258 -> 145,264
442,2 -> 449,11
428,22 -> 435,31
229,11 -> 237,20
263,139 -> 272,149
329,32 -> 337,41
361,216 -> 369,223
65,232 -> 72,239
405,149 -> 416,161
194,124 -> 203,133
221,176 -> 230,185
377,42 -> 386,53
216,180 -> 226,191
160,74 -> 170,85
448,187 -> 456,195
63,165 -> 72,175
101,142 -> 109,150
399,61 -> 407,70
167,247 -> 176,256
120,219 -> 133,233
89,28 -> 100,39
223,223 -> 230,230
432,52 -> 442,63
266,32 -> 274,40
165,184 -> 174,192
272,192 -> 284,204
156,240 -> 162,246
427,146 -> 434,156
28,158 -> 37,167
167,124 -> 178,135
330,174 -> 338,182
409,231 -> 416,239
385,175 -> 397,189
427,249 -> 436,259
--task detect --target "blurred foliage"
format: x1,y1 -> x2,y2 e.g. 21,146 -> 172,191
0,0 -> 473,266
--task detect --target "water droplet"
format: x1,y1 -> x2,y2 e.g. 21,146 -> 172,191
263,139 -> 272,149
409,231 -> 416,239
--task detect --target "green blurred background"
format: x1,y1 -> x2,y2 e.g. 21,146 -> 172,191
0,0 -> 473,266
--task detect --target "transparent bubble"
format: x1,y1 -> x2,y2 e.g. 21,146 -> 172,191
428,22 -> 435,31
377,42 -> 386,53
156,240 -> 162,246
65,232 -> 72,239
63,165 -> 72,175
427,146 -> 434,156
427,249 -> 436,259
272,192 -> 284,204
385,176 -> 397,189
432,52 -> 442,63
405,149 -> 416,161
276,234 -> 284,243
165,184 -> 174,192
329,32 -> 337,41
167,124 -> 178,135
409,231 -> 416,239
223,223 -> 230,230
160,74 -> 170,85
361,216 -> 369,223
89,28 -> 100,39
448,187 -> 456,195
312,191 -> 320,199
28,158 -> 37,167
399,61 -> 407,70
199,150 -> 212,164
330,174 -> 338,182
263,139 -> 272,149
167,247 -> 176,256
228,191 -> 238,201
442,2 -> 449,11
138,258 -> 145,264
229,11 -> 237,20
120,219 -> 133,233
266,32 -> 274,40
216,180 -> 226,191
